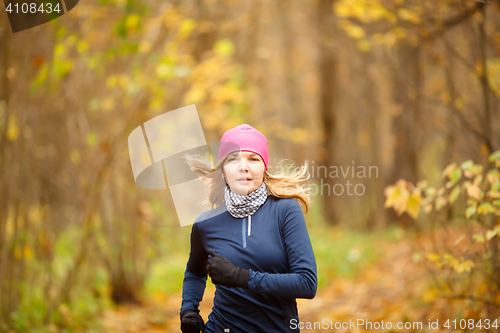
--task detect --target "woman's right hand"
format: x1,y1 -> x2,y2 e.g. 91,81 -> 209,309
180,309 -> 205,333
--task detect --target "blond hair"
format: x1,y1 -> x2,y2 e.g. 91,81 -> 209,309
183,153 -> 312,214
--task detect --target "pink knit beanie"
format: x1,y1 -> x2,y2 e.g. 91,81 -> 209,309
218,124 -> 269,171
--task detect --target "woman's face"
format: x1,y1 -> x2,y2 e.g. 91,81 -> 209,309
222,151 -> 266,195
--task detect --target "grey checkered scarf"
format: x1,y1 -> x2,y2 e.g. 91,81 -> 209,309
224,182 -> 268,218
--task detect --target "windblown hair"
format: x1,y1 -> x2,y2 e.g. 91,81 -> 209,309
183,153 -> 312,214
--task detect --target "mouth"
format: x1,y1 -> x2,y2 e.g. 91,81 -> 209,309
238,178 -> 252,181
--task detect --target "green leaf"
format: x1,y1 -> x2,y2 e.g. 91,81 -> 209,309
465,205 -> 476,219
470,164 -> 484,175
435,197 -> 447,211
88,99 -> 99,111
417,179 -> 429,189
30,64 -> 49,94
492,181 -> 500,191
477,202 -> 496,215
488,150 -> 500,162
486,170 -> 500,185
424,186 -> 436,197
56,25 -> 66,39
86,132 -> 98,147
460,160 -> 474,170
450,168 -> 462,184
487,169 -> 500,178
473,234 -> 485,243
449,186 -> 461,204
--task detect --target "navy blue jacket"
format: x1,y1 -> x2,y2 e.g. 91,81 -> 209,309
180,195 -> 317,333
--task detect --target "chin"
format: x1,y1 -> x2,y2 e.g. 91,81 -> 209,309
234,186 -> 251,195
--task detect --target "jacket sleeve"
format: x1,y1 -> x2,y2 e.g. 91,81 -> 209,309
180,222 -> 209,316
247,199 -> 317,299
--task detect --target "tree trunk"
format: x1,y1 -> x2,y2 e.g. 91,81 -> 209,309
317,0 -> 339,225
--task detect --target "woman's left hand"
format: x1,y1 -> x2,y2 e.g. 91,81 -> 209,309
206,250 -> 249,289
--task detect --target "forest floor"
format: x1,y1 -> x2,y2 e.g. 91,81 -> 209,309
96,227 -> 487,333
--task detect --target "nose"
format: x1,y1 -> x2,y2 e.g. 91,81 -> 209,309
238,158 -> 248,171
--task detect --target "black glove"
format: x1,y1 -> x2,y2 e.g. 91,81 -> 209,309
206,250 -> 249,289
180,309 -> 205,333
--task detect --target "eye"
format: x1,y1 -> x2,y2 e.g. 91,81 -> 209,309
252,158 -> 259,161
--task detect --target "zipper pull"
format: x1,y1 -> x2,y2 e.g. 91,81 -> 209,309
248,214 -> 251,237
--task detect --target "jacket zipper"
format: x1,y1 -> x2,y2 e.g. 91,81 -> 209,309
242,215 -> 252,249
248,214 -> 251,236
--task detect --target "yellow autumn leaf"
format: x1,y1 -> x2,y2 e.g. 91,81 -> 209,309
29,205 -> 45,224
54,43 -> 65,57
425,253 -> 440,262
441,162 -> 457,179
156,63 -> 174,80
487,190 -> 500,199
407,190 -> 422,219
334,3 -> 352,18
357,39 -> 371,52
24,246 -> 33,259
393,27 -> 406,39
478,202 -> 496,215
397,8 -> 421,24
346,25 -> 366,39
486,169 -> 500,184
384,185 -> 401,209
185,87 -> 207,104
385,12 -> 397,24
440,92 -> 451,105
139,41 -> 152,53
372,33 -> 385,44
423,203 -> 432,213
213,39 -> 235,57
106,75 -> 118,89
118,74 -> 130,88
125,14 -> 141,33
7,115 -> 19,141
149,97 -> 163,110
14,246 -> 33,260
102,97 -> 115,112
291,128 -> 309,144
179,19 -> 197,39
466,184 -> 482,201
486,227 -> 499,240
69,148 -> 81,165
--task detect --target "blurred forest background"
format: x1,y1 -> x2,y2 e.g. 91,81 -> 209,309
1,0 -> 500,332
